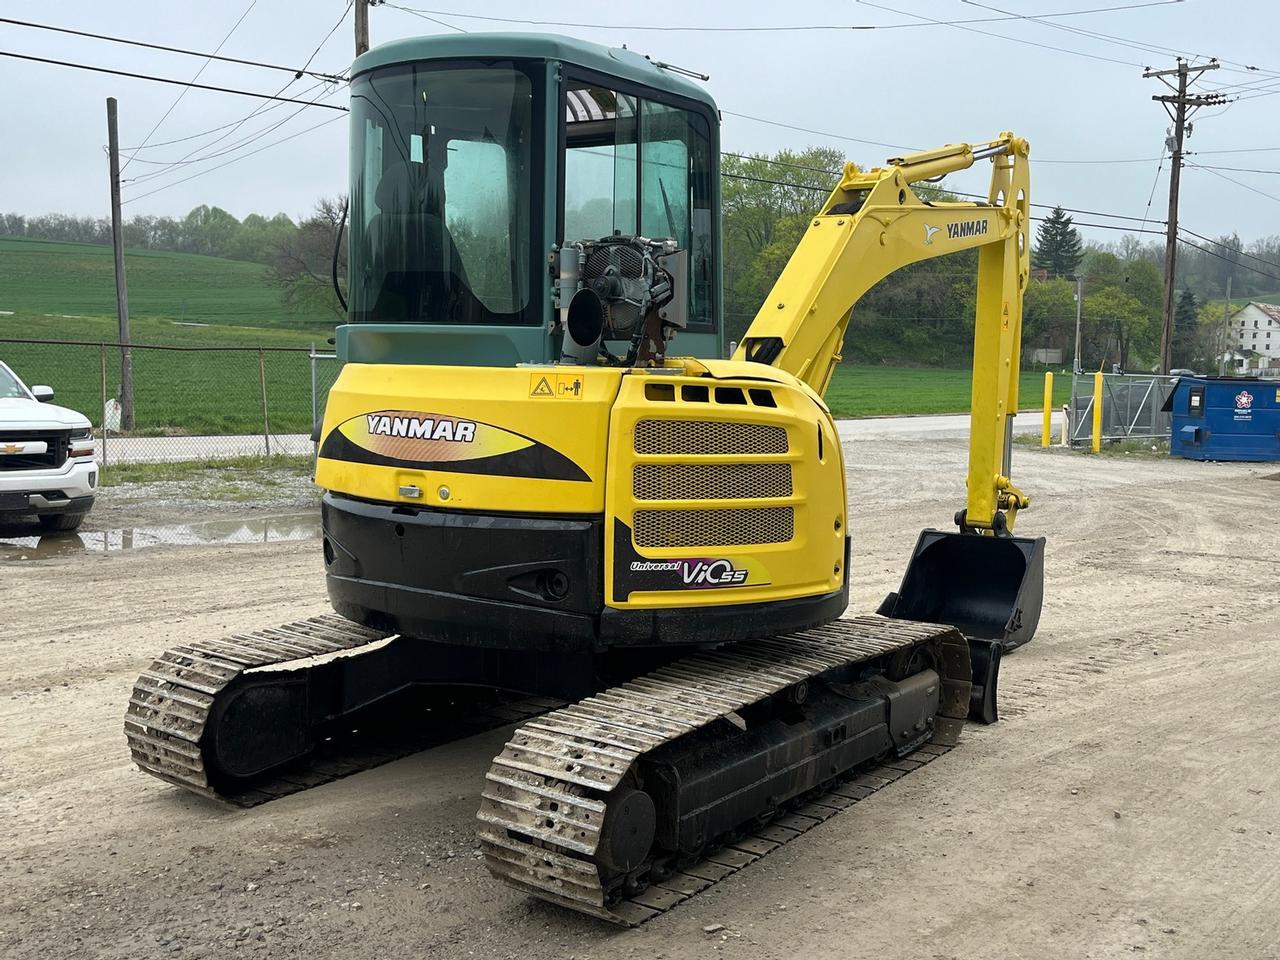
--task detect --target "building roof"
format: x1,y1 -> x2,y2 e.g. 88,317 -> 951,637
1232,301 -> 1280,323
350,32 -> 717,110
1256,302 -> 1280,323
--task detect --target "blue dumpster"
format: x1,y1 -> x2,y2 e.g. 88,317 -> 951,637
1167,376 -> 1280,461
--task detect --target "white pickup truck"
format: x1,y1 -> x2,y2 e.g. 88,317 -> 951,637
0,360 -> 98,532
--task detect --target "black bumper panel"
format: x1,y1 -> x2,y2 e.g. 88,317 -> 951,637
322,493 -> 604,652
323,494 -> 851,654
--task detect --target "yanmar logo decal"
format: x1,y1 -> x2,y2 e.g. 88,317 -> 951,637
629,558 -> 750,588
318,408 -> 590,482
947,219 -> 989,240
923,224 -> 941,245
366,413 -> 476,443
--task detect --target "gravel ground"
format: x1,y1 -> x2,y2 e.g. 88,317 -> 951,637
2,439 -> 1277,959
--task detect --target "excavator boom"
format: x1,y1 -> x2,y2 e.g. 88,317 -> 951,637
735,133 -> 1031,533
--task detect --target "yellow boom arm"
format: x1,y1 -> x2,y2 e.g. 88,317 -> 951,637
732,133 -> 1032,532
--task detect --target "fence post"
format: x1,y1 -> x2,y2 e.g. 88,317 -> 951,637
1092,372 -> 1104,453
258,347 -> 272,457
99,342 -> 108,468
1060,403 -> 1069,446
309,342 -> 318,432
1041,372 -> 1054,448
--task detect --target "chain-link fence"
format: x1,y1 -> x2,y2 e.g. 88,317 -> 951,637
1068,373 -> 1178,446
0,338 -> 344,464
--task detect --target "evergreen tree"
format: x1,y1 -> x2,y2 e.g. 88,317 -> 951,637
1032,206 -> 1084,278
1173,288 -> 1200,368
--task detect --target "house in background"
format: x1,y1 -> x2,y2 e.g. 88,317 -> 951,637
1232,302 -> 1280,370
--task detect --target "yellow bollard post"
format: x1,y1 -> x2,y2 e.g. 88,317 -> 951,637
1041,372 -> 1054,448
1091,372 -> 1103,453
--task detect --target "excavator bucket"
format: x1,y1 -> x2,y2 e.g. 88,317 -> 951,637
878,529 -> 1046,651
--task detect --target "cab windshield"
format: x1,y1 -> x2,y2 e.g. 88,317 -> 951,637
0,365 -> 29,400
348,61 -> 540,325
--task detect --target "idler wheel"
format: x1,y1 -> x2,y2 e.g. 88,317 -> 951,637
597,787 -> 656,878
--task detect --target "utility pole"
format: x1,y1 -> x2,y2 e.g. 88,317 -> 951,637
1220,274 -> 1232,375
105,97 -> 135,431
1144,58 -> 1226,375
355,0 -> 370,56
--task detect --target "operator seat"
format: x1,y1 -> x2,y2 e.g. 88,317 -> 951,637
366,159 -> 476,322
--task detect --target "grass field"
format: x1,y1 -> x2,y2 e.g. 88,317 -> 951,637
824,365 -> 1071,418
0,236 -> 1074,432
0,237 -> 333,330
1,311 -> 1071,433
2,311 -> 331,434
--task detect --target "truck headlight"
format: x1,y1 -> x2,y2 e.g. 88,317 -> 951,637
70,426 -> 95,458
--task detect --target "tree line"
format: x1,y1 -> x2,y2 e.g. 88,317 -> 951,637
722,148 -> 1279,373
6,146 -> 1276,367
0,204 -> 346,318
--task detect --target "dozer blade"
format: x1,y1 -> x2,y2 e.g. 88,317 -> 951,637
878,528 -> 1046,652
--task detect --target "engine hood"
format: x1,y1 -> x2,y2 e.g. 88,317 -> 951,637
0,397 -> 92,430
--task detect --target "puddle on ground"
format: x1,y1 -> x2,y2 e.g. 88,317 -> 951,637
0,513 -> 320,561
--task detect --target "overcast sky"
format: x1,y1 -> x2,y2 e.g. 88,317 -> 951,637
3,0 -> 1278,244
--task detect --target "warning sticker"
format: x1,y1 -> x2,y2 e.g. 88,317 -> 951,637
529,373 -> 584,399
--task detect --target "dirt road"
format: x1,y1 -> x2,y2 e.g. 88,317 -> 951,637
2,440 -> 1277,960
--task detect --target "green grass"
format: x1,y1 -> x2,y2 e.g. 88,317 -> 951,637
1013,434 -> 1170,458
825,365 -> 1072,418
99,454 -> 314,488
0,237 -> 334,331
0,235 -> 1078,430
1,311 -> 333,434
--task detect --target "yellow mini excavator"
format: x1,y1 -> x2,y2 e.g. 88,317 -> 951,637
125,33 -> 1045,925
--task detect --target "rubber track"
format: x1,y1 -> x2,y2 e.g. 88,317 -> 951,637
124,614 -> 560,806
477,614 -> 971,924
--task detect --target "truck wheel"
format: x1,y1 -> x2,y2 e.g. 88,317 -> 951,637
38,512 -> 87,533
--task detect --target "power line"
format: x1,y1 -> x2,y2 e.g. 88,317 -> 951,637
0,50 -> 348,112
380,3 -> 468,33
721,170 -> 1166,235
1189,163 -> 1280,175
118,82 -> 334,152
856,0 -> 1143,68
122,83 -> 341,187
300,2 -> 354,74
0,15 -> 347,83
1193,145 -> 1280,155
1189,164 -> 1280,205
120,114 -> 346,205
723,112 -> 915,151
1137,151 -> 1167,233
1037,155 -> 1163,164
725,152 -> 1169,226
119,0 -> 259,173
1177,234 -> 1280,285
1178,227 -> 1280,272
380,1 -> 1178,33
957,0 -> 1279,81
120,6 -> 354,195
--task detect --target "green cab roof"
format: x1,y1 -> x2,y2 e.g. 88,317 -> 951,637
351,31 -> 717,110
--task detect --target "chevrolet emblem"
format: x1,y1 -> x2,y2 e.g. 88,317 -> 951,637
0,443 -> 23,455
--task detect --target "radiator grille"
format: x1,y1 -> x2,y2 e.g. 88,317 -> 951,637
633,506 -> 794,548
632,462 -> 792,501
633,419 -> 788,456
